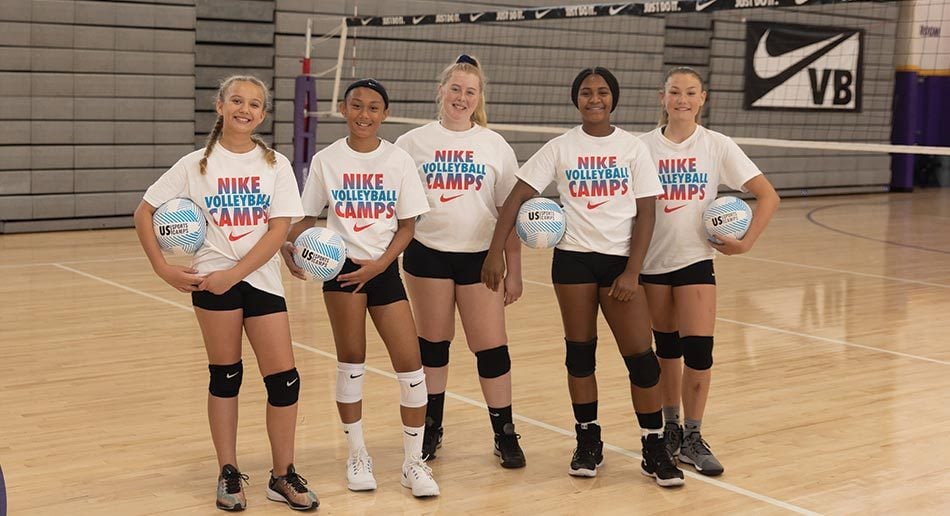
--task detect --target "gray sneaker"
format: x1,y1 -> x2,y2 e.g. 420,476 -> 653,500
679,432 -> 724,476
664,423 -> 683,459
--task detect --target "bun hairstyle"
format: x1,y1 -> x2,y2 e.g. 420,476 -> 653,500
437,54 -> 489,127
571,67 -> 620,112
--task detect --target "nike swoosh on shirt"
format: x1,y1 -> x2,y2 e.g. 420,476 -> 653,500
228,230 -> 254,241
439,193 -> 464,203
753,29 -> 849,80
353,222 -> 375,232
664,204 -> 687,213
586,200 -> 609,210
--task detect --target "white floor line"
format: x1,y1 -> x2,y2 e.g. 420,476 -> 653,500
53,262 -> 818,515
522,278 -> 949,367
732,254 -> 950,289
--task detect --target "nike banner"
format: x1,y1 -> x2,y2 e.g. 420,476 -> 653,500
745,21 -> 864,111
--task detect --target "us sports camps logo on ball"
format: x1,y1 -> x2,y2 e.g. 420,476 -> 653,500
744,21 -> 864,111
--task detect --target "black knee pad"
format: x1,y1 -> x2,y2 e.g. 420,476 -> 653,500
682,336 -> 714,370
475,345 -> 511,379
263,368 -> 300,407
565,338 -> 597,378
419,337 -> 450,368
208,360 -> 243,398
653,330 -> 682,359
623,349 -> 660,388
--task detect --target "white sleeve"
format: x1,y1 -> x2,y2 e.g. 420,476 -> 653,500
629,139 -> 663,199
493,140 -> 520,205
515,139 -> 558,195
142,157 -> 189,208
269,159 -> 305,223
396,154 -> 431,219
720,137 -> 762,192
300,157 -> 328,217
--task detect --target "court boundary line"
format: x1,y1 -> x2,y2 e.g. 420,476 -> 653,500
731,255 -> 950,289
51,262 -> 817,515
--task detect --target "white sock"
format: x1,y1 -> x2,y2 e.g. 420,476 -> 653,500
403,424 -> 424,465
641,427 -> 663,438
343,420 -> 365,455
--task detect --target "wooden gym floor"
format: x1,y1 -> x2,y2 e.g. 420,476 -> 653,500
2,189 -> 949,515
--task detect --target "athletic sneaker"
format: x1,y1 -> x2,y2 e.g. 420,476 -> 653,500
421,417 -> 443,462
493,423 -> 526,469
346,447 -> 377,491
640,433 -> 685,487
680,432 -> 724,476
664,422 -> 684,460
216,464 -> 248,511
569,423 -> 604,477
401,456 -> 440,497
266,464 -> 319,511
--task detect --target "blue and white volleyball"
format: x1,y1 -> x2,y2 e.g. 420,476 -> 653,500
153,198 -> 207,256
516,198 -> 566,249
703,196 -> 753,244
293,227 -> 347,281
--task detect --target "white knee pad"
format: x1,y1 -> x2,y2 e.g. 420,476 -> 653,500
396,368 -> 427,408
336,362 -> 365,404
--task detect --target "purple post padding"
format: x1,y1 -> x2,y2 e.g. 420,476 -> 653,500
292,75 -> 318,193
0,464 -> 6,516
890,71 -> 919,191
921,76 -> 950,147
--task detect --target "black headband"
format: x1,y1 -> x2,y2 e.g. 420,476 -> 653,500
344,78 -> 389,108
456,54 -> 479,67
571,67 -> 620,113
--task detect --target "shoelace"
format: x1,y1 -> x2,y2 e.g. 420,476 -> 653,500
284,471 -> 310,493
684,436 -> 714,457
409,459 -> 434,480
645,438 -> 679,473
351,455 -> 372,475
498,432 -> 522,451
223,470 -> 249,494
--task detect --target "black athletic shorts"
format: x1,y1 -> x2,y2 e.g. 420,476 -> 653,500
551,248 -> 629,288
639,259 -> 716,286
402,238 -> 487,286
192,281 -> 287,317
323,258 -> 408,307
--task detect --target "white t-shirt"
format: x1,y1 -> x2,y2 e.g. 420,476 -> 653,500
301,138 -> 430,261
517,126 -> 663,257
143,143 -> 304,297
639,125 -> 762,274
394,122 -> 518,252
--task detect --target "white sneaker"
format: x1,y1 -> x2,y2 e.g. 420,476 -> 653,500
346,448 -> 377,491
400,456 -> 440,497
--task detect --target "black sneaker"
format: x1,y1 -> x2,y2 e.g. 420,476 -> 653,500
421,417 -> 443,462
216,464 -> 248,511
266,464 -> 319,511
493,423 -> 526,468
641,433 -> 685,487
664,422 -> 684,460
568,423 -> 604,477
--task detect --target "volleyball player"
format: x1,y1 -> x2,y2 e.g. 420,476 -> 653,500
133,75 -> 319,511
482,68 -> 685,487
282,79 -> 440,497
394,54 -> 526,468
639,67 -> 780,476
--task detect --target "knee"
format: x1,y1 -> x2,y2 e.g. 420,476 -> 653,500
475,344 -> 511,379
263,368 -> 300,407
419,337 -> 450,368
623,349 -> 660,388
653,330 -> 682,359
336,362 -> 365,404
565,338 -> 597,378
682,336 -> 714,371
209,360 -> 243,398
396,368 -> 427,408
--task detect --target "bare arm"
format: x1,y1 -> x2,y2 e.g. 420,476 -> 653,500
482,179 -> 537,291
608,196 -> 656,302
337,216 -> 416,292
502,217 -> 523,305
132,200 -> 203,293
711,174 -> 780,255
198,216 -> 292,294
280,216 -> 319,280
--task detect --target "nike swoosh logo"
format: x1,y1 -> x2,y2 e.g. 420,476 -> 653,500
664,204 -> 687,213
409,380 -> 423,388
349,373 -> 363,379
404,431 -> 418,437
534,9 -> 552,18
587,200 -> 609,210
439,193 -> 464,203
794,0 -> 809,4
608,4 -> 629,15
412,15 -> 426,24
353,222 -> 375,232
228,230 -> 254,241
695,0 -> 717,11
489,412 -> 500,417
226,372 -> 240,379
469,12 -> 485,22
753,29 -> 849,80
360,18 -> 372,25
286,378 -> 298,387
